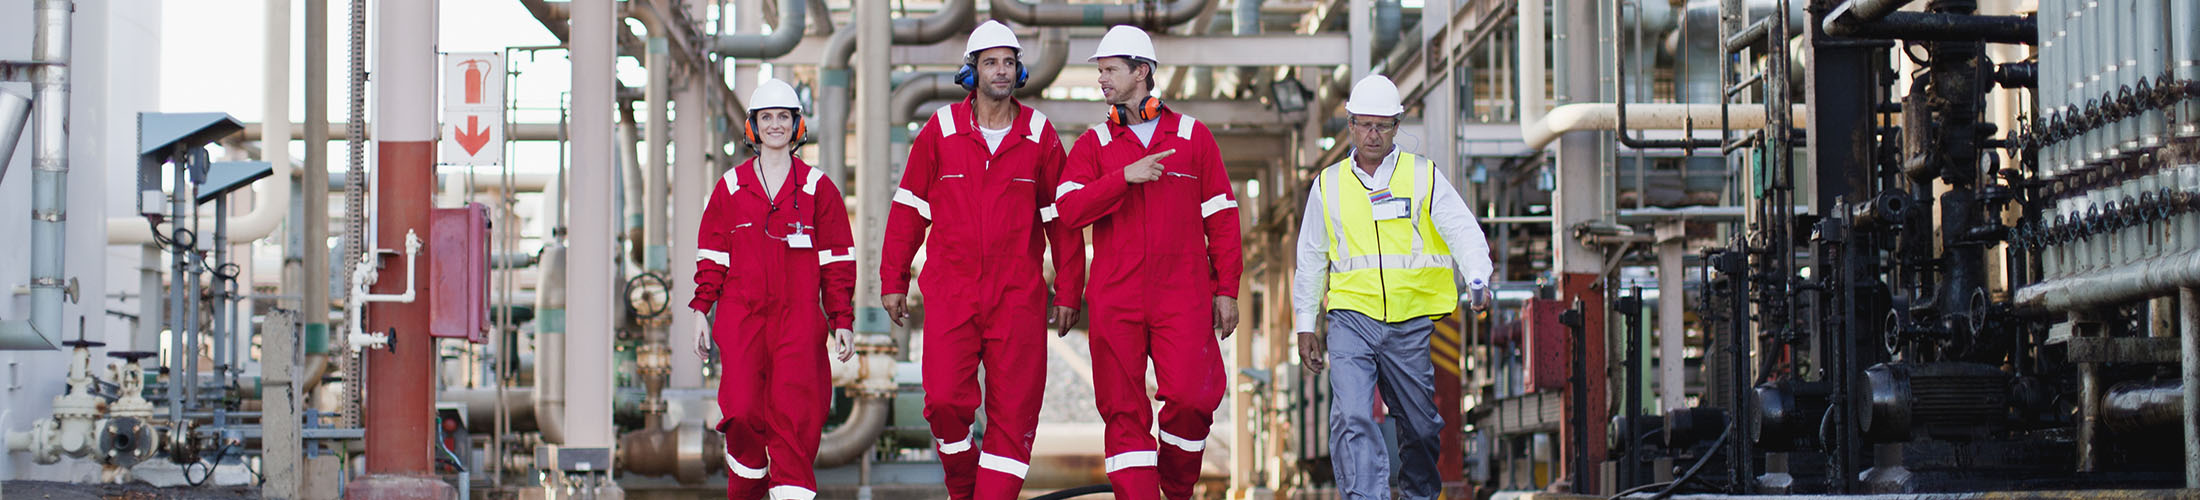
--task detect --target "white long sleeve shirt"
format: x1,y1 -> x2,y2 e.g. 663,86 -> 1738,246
1292,149 -> 1494,334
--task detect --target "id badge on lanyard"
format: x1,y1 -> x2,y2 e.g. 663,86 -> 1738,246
785,222 -> 815,248
1373,197 -> 1412,221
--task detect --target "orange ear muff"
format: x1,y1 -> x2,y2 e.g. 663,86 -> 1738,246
1109,97 -> 1161,126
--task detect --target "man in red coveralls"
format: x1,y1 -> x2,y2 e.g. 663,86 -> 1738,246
1051,24 -> 1243,500
878,20 -> 1088,500
689,79 -> 856,500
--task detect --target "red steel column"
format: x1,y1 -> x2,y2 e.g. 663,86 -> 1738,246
349,0 -> 448,497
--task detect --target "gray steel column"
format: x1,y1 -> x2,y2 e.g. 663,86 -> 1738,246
305,0 -> 331,369
569,0 -> 620,450
262,0 -> 301,493
646,39 -> 670,273
670,0 -> 710,390
1656,221 -> 1687,412
1555,0 -> 1607,276
855,0 -> 891,339
1350,0 -> 1373,80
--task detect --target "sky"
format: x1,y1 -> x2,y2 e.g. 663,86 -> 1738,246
159,0 -> 668,174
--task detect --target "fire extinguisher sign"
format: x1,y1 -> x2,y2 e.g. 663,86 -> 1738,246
440,52 -> 506,166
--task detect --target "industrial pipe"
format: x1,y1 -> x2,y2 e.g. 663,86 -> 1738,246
2104,379 -> 2184,436
815,396 -> 892,466
711,0 -> 806,58
816,0 -> 976,183
1823,11 -> 2037,45
534,241 -> 569,444
2014,247 -> 2200,312
0,0 -> 72,351
1523,103 -> 1808,152
0,90 -> 28,183
1017,27 -> 1069,99
988,0 -> 1209,28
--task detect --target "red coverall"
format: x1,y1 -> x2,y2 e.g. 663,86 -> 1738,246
881,96 -> 1087,499
1054,106 -> 1242,500
691,157 -> 855,500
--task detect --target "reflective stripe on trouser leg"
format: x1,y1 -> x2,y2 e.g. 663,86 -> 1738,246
922,319 -> 983,500
1153,298 -> 1224,500
976,307 -> 1049,500
1090,308 -> 1161,500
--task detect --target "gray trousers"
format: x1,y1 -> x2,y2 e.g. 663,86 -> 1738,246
1327,309 -> 1444,500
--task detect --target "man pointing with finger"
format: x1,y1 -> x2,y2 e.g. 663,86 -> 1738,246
1052,25 -> 1242,500
1293,74 -> 1494,500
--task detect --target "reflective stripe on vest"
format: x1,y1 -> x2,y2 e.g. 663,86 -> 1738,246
1320,152 -> 1457,322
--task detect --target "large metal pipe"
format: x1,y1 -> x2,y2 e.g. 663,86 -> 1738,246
988,0 -> 1209,28
711,0 -> 806,58
2015,247 -> 2200,312
0,0 -> 72,351
816,0 -> 977,184
1017,27 -> 1069,99
1525,103 -> 1808,151
1823,11 -> 2037,45
0,90 -> 29,183
2104,379 -> 2184,437
816,395 -> 892,466
533,241 -> 568,444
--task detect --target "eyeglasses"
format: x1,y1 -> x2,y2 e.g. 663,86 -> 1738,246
1350,120 -> 1398,133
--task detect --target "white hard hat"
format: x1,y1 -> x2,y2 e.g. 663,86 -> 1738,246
1344,74 -> 1405,117
1088,25 -> 1158,65
965,20 -> 1023,57
747,79 -> 802,112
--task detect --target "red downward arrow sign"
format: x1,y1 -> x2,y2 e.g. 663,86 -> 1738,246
456,115 -> 492,155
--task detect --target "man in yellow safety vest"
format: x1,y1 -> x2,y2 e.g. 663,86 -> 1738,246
1292,74 -> 1495,500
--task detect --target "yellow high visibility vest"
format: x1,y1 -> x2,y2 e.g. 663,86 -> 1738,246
1321,152 -> 1457,322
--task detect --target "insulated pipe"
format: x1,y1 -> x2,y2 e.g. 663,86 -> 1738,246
815,0 -> 977,184
618,104 -> 644,263
533,241 -> 569,444
0,0 -> 71,351
1518,0 -> 1547,140
891,73 -> 962,128
711,0 -> 805,58
645,38 -> 671,273
1523,103 -> 1808,151
987,0 -> 1210,28
2015,247 -> 2200,312
0,90 -> 28,183
1016,27 -> 1069,99
815,395 -> 892,466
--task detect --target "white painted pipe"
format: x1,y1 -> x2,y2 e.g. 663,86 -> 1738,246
1518,0 -> 1546,140
1523,103 -> 1807,152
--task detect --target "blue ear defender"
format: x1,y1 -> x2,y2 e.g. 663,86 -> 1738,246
956,58 -> 1029,92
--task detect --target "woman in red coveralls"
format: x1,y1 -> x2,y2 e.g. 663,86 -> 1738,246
689,78 -> 856,500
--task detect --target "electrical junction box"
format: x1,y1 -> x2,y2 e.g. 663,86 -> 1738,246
429,203 -> 489,343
